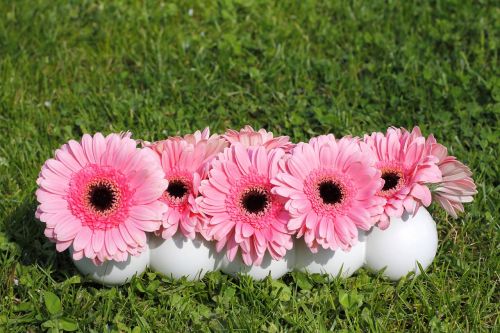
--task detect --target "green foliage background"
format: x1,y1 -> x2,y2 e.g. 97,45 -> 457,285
0,1 -> 498,332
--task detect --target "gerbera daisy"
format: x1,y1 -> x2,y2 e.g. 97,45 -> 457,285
183,127 -> 211,144
149,127 -> 211,152
271,135 -> 384,252
198,144 -> 293,266
363,127 -> 442,229
223,125 -> 294,152
148,128 -> 227,170
425,135 -> 477,218
35,132 -> 168,264
152,133 -> 227,240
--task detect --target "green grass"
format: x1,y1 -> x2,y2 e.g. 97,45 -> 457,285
0,0 -> 498,331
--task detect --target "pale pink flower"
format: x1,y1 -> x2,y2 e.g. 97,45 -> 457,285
272,135 -> 384,252
183,127 -> 211,144
198,144 -> 293,266
425,135 -> 477,218
153,133 -> 227,240
148,128 -> 227,169
35,133 -> 168,264
363,127 -> 442,229
223,125 -> 294,152
146,128 -> 211,153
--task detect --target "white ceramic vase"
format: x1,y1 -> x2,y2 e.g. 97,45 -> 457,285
294,232 -> 367,278
364,207 -> 438,280
218,248 -> 295,280
149,232 -> 217,280
71,246 -> 150,286
70,207 -> 440,284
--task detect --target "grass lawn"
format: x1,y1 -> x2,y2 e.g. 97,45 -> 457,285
1,1 -> 498,331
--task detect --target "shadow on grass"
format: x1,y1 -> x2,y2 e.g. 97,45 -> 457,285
3,196 -> 77,280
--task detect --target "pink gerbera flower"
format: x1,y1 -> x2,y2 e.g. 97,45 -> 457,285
363,127 -> 442,229
223,125 -> 294,152
183,127 -> 211,144
198,144 -> 293,266
35,133 -> 168,264
425,135 -> 477,218
150,127 -> 211,151
152,132 -> 227,240
149,128 -> 227,170
272,135 -> 384,252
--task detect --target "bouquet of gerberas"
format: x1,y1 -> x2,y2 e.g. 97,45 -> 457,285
35,126 -> 476,285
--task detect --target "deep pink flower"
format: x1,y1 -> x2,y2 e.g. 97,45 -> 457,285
223,125 -> 294,152
272,135 -> 384,252
35,133 -> 168,264
152,132 -> 227,240
198,144 -> 293,266
363,127 -> 442,229
425,135 -> 477,218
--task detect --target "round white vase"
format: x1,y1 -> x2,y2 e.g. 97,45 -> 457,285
149,233 -> 217,280
294,232 -> 366,278
218,248 -> 295,280
71,246 -> 150,286
364,207 -> 438,280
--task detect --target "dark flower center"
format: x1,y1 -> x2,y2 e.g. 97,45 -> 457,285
167,179 -> 189,199
381,171 -> 401,191
318,180 -> 343,205
241,188 -> 270,214
88,183 -> 117,212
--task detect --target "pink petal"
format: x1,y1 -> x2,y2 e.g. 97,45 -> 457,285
81,134 -> 96,164
410,184 -> 432,206
233,144 -> 251,174
55,147 -> 81,173
305,211 -> 318,229
252,147 -> 269,175
124,220 -> 146,246
288,215 -> 305,230
45,159 -> 73,179
133,178 -> 168,204
92,230 -> 105,252
131,217 -> 161,232
73,227 -> 92,252
241,223 -> 254,237
56,240 -> 72,252
105,229 -> 118,256
54,216 -> 80,241
129,205 -> 163,221
92,133 -> 106,164
67,140 -> 89,167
